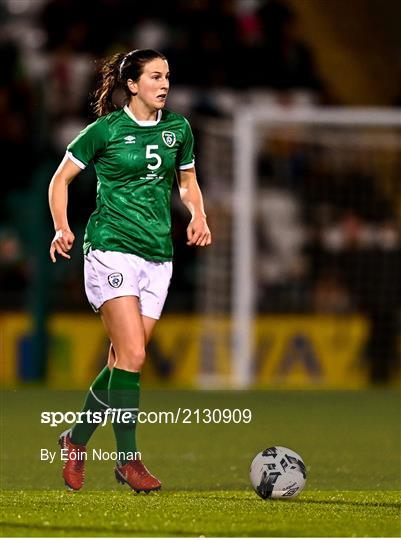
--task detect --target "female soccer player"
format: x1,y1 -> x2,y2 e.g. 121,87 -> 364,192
48,49 -> 211,492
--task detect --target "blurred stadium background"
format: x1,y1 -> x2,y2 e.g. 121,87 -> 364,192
1,0 -> 401,390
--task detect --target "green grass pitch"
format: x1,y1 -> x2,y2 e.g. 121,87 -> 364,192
1,388 -> 400,537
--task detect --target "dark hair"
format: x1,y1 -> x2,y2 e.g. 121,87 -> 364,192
92,49 -> 167,117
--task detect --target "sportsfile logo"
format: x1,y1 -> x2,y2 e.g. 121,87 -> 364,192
41,409 -> 136,428
41,408 -> 252,427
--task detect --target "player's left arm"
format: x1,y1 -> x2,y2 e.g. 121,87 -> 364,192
177,167 -> 212,247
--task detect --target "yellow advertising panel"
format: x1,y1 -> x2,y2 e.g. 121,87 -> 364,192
0,312 -> 374,388
254,316 -> 370,387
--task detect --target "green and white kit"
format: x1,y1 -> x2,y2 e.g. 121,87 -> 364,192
67,105 -> 194,315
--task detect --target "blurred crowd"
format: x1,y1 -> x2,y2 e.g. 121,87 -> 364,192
1,0 -> 328,181
0,0 -> 330,310
0,0 -> 400,382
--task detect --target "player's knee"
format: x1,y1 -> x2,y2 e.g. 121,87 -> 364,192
114,345 -> 146,371
130,348 -> 146,371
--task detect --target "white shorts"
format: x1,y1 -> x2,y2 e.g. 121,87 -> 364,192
84,249 -> 173,320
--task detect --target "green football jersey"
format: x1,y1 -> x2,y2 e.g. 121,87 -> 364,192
67,106 -> 195,261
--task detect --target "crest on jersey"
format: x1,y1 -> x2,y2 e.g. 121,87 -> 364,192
108,272 -> 123,288
162,131 -> 176,147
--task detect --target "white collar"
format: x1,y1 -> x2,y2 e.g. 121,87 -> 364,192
123,105 -> 162,126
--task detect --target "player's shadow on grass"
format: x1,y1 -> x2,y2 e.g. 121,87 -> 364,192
200,495 -> 400,510
288,498 -> 400,509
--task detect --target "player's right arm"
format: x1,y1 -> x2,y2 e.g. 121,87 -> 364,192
48,155 -> 82,262
49,116 -> 110,262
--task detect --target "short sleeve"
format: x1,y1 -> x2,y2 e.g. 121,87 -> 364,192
176,118 -> 195,170
66,117 -> 110,169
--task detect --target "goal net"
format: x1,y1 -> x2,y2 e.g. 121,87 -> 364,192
194,107 -> 401,388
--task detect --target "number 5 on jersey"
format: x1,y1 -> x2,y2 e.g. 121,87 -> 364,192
146,145 -> 162,170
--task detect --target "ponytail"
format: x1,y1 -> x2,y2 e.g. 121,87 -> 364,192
92,52 -> 126,118
92,49 -> 167,118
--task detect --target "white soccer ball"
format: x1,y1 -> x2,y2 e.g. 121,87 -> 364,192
250,446 -> 307,499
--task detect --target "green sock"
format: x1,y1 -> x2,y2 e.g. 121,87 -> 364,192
108,367 -> 140,464
70,366 -> 110,445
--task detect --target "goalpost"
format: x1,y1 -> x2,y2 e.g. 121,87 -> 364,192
196,106 -> 401,388
233,107 -> 401,388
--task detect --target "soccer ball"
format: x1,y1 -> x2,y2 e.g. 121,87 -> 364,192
250,446 -> 307,499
